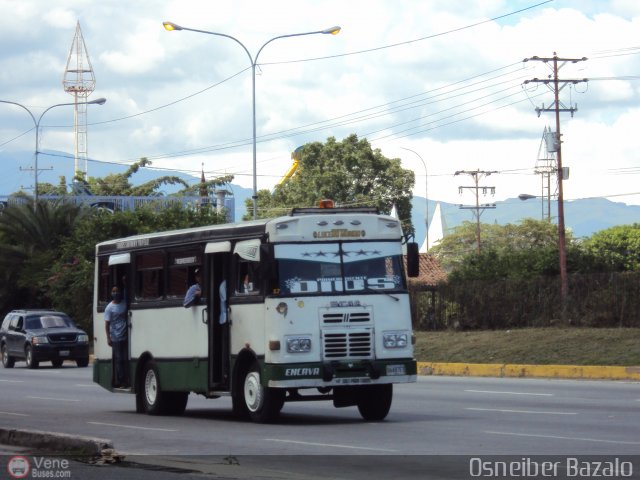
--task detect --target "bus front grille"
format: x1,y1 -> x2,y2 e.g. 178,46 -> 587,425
321,311 -> 371,324
322,330 -> 373,359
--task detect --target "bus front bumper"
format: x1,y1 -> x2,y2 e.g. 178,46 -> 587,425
265,359 -> 417,388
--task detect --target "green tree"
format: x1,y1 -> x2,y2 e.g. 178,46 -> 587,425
0,200 -> 87,310
582,223 -> 640,272
38,176 -> 70,196
74,158 -> 190,196
245,135 -> 416,236
431,218 -> 578,279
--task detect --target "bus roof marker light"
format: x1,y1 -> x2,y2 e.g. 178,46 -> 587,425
276,222 -> 289,230
333,220 -> 344,226
350,220 -> 361,226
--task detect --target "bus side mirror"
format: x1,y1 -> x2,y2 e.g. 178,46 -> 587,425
259,244 -> 278,281
406,242 -> 419,278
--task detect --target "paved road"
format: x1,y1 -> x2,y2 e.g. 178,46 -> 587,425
1,363 -> 639,478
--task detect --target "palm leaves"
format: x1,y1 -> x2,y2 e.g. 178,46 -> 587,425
0,200 -> 86,308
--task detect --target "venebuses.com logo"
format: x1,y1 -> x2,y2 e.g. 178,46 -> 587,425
6,455 -> 72,478
6,456 -> 30,479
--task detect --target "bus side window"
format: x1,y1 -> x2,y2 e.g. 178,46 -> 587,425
236,260 -> 259,295
135,251 -> 165,301
167,250 -> 202,299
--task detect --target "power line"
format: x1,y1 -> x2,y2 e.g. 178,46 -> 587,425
260,0 -> 555,65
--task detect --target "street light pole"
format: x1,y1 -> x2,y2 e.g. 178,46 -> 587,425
401,147 -> 428,250
163,21 -> 340,220
0,97 -> 106,210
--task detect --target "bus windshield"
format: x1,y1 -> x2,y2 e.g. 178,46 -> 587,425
274,241 -> 405,295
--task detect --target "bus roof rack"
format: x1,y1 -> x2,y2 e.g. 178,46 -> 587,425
289,206 -> 379,216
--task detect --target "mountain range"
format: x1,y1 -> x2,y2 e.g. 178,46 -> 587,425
1,150 -> 639,241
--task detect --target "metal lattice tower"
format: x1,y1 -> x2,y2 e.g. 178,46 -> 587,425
63,21 -> 96,183
535,126 -> 559,221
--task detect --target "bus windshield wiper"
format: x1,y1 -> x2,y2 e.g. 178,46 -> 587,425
364,286 -> 399,302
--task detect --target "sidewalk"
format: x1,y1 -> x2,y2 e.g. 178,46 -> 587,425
417,361 -> 640,381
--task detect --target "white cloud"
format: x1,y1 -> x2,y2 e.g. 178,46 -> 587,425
0,0 -> 639,207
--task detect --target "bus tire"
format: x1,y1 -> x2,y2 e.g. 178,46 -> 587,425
140,360 -> 169,415
242,362 -> 285,423
356,384 -> 393,421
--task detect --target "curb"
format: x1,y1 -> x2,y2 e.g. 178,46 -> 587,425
0,428 -> 113,456
417,362 -> 640,381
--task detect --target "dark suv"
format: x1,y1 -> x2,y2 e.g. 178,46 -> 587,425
0,310 -> 90,369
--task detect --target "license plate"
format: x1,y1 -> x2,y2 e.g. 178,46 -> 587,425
386,364 -> 406,376
59,350 -> 70,357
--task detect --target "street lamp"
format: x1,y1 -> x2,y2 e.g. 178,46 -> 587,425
163,21 -> 340,220
0,97 -> 106,210
401,147 -> 428,251
518,193 -> 551,221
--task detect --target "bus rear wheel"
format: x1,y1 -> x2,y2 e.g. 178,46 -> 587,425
138,360 -> 188,416
242,362 -> 285,423
356,384 -> 393,421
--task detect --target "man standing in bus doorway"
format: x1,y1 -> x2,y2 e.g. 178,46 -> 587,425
105,284 -> 129,388
183,268 -> 202,307
219,279 -> 229,383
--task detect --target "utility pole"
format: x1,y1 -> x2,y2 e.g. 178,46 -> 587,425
455,169 -> 497,254
524,53 -> 587,303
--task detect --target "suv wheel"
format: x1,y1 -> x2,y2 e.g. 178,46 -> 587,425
1,344 -> 15,368
25,345 -> 39,369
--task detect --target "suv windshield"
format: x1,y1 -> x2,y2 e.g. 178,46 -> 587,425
274,241 -> 405,295
26,315 -> 74,329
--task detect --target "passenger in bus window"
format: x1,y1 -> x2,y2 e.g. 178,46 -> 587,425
105,285 -> 129,388
242,273 -> 253,293
183,268 -> 202,307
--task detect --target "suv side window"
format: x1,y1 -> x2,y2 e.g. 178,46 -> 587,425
1,315 -> 11,331
11,315 -> 24,332
9,316 -> 23,331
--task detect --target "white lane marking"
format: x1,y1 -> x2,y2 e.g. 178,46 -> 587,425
27,396 -> 81,402
0,379 -> 24,383
465,389 -> 553,397
467,407 -> 577,415
486,431 -> 640,446
266,438 -> 397,453
0,411 -> 29,417
88,421 -> 178,432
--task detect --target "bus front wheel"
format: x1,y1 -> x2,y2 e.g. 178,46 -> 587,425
356,384 -> 393,421
242,362 -> 285,423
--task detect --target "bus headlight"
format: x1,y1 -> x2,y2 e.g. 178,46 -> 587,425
383,331 -> 409,349
286,336 -> 312,353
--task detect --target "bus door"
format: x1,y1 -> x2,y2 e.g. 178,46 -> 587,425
205,242 -> 231,388
106,253 -> 132,388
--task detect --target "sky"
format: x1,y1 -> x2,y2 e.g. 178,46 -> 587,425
0,0 -> 639,211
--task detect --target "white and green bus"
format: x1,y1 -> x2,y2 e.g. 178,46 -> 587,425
93,203 -> 419,422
